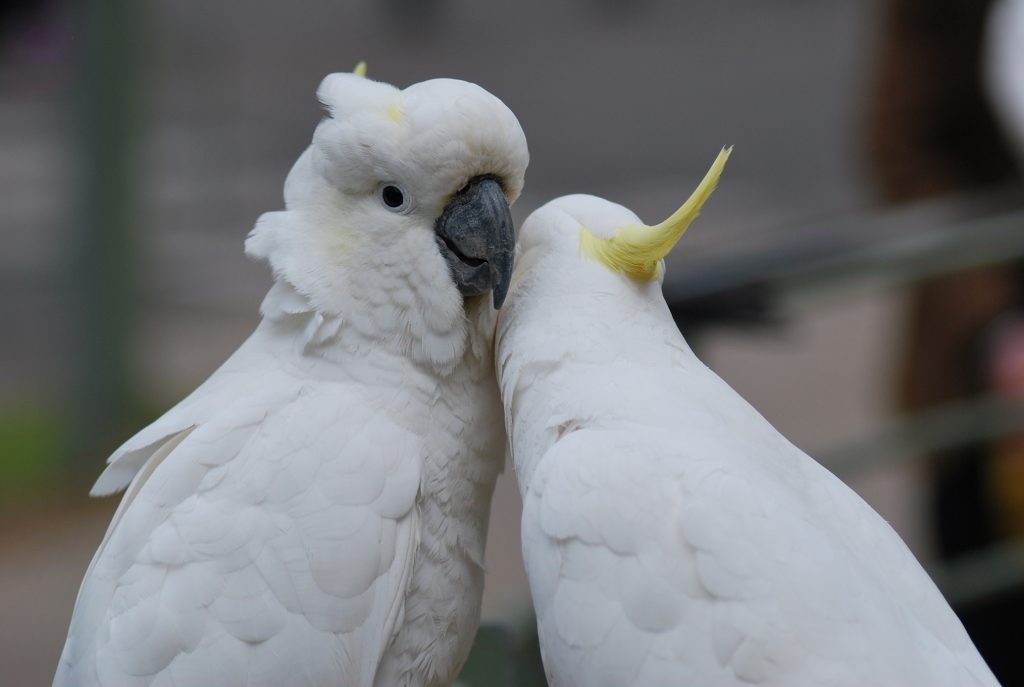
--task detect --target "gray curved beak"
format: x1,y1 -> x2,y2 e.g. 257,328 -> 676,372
434,176 -> 516,309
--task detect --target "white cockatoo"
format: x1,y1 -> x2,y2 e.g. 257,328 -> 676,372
54,67 -> 528,687
496,149 -> 1000,686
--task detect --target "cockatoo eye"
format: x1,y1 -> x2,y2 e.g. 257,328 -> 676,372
380,184 -> 408,211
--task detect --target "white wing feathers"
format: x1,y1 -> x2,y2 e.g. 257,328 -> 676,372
57,331 -> 423,687
505,312 -> 997,686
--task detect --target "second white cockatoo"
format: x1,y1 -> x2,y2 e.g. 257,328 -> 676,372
54,67 -> 529,687
496,149 -> 999,686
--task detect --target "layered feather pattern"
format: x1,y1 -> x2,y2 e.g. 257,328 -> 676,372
497,194 -> 999,687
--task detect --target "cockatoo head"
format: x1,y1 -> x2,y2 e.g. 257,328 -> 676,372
507,148 -> 730,304
247,68 -> 528,357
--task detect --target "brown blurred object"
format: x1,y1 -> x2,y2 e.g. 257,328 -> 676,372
986,317 -> 1024,539
868,0 -> 1017,203
868,0 -> 1022,549
867,0 -> 1024,681
868,0 -> 1021,493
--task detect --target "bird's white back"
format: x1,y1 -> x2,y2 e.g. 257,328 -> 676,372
497,193 -> 999,686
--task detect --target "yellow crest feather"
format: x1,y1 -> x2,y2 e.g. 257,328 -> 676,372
580,146 -> 732,280
353,61 -> 368,78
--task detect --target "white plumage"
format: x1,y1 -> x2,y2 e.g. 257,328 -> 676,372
496,191 -> 999,686
55,71 -> 528,687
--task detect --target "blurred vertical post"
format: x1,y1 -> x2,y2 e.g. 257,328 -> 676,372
867,0 -> 1022,682
66,0 -> 144,473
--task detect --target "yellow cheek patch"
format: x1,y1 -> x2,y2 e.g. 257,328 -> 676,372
330,226 -> 357,261
580,146 -> 731,281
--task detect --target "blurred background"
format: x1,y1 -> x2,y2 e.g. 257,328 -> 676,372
2,0 -> 1023,684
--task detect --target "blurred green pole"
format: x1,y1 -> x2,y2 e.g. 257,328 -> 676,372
66,0 -> 144,474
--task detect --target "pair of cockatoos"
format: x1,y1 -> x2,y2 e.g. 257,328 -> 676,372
55,68 -> 1000,686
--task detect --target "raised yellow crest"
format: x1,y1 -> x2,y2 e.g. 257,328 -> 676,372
580,146 -> 731,280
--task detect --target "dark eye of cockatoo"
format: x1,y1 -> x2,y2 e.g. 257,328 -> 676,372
381,184 -> 408,211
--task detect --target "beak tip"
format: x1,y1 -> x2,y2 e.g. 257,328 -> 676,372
491,252 -> 514,310
492,284 -> 509,310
